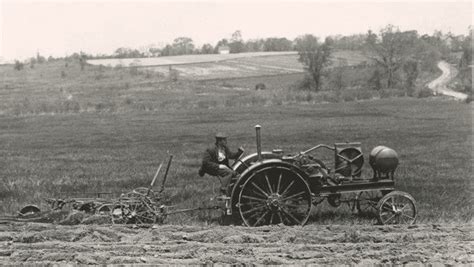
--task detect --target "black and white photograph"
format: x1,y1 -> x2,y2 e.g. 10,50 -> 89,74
0,0 -> 472,265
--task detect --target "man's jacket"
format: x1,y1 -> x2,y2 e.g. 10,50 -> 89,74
200,144 -> 242,176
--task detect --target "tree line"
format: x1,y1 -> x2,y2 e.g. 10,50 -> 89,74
14,26 -> 472,96
296,25 -> 472,94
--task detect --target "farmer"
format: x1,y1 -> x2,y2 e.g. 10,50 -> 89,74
198,132 -> 244,194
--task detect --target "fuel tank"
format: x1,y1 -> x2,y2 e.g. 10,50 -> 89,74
369,146 -> 399,173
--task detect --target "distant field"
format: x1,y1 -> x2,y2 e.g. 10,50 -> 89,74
87,51 -> 298,67
87,50 -> 369,80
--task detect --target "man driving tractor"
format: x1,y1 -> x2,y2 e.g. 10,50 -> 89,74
198,132 -> 244,194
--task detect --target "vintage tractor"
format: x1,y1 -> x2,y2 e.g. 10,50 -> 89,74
225,125 -> 417,227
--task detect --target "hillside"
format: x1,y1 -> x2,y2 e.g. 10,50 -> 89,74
86,50 -> 369,80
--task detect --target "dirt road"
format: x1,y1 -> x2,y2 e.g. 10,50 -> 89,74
0,222 -> 471,265
428,61 -> 468,101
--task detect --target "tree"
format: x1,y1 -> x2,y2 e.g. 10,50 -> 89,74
245,39 -> 265,52
113,47 -> 144,58
14,60 -> 24,71
368,68 -> 383,91
160,44 -> 174,56
403,59 -> 419,96
295,35 -> 332,91
365,25 -> 417,88
263,37 -> 293,51
330,34 -> 367,50
458,27 -> 473,94
29,57 -> 36,68
200,43 -> 214,54
36,52 -> 46,64
79,52 -> 87,71
229,30 -> 245,53
214,38 -> 229,53
172,37 -> 194,55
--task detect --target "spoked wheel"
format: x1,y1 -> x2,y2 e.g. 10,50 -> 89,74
110,198 -> 157,225
376,191 -> 417,225
238,166 -> 312,227
356,190 -> 384,215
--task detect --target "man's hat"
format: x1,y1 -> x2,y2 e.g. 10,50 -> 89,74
215,132 -> 227,139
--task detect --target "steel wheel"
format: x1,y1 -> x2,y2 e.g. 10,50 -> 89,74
110,199 -> 157,225
238,166 -> 311,227
376,191 -> 417,225
356,190 -> 384,215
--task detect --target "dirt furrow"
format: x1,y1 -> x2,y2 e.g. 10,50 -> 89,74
0,222 -> 472,264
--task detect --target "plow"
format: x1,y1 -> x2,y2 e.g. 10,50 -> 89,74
3,125 -> 417,227
6,155 -> 225,225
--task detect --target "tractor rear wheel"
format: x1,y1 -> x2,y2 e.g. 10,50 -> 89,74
238,166 -> 311,226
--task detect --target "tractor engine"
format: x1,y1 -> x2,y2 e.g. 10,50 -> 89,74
291,154 -> 328,193
369,146 -> 399,179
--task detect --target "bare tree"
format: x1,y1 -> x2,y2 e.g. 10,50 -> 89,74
229,30 -> 245,53
295,35 -> 332,91
365,25 -> 417,88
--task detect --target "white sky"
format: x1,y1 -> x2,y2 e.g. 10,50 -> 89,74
0,0 -> 472,60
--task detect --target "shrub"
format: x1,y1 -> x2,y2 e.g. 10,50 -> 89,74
61,70 -> 67,78
61,100 -> 81,113
14,61 -> 24,71
417,87 -> 434,98
341,91 -> 356,102
169,69 -> 179,82
144,70 -> 153,79
319,91 -> 339,103
294,75 -> 314,91
380,89 -> 406,98
224,99 -> 237,107
221,81 -> 234,88
255,83 -> 266,90
355,89 -> 375,100
465,94 -> 472,103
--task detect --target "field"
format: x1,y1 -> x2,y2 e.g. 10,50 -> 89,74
87,50 -> 368,80
87,51 -> 299,67
1,97 -> 472,224
0,54 -> 472,264
0,223 -> 471,265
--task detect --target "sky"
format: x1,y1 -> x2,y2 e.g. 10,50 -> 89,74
0,0 -> 472,61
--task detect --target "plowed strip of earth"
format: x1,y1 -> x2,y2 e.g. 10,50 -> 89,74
0,223 -> 471,265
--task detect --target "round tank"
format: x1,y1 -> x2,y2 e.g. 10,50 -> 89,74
369,146 -> 399,173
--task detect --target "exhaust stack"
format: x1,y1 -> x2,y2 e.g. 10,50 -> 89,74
255,125 -> 262,161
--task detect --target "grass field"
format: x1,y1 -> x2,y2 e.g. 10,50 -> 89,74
0,57 -> 472,225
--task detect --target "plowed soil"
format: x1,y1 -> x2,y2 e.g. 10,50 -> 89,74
0,222 -> 471,265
